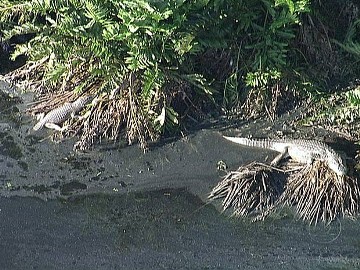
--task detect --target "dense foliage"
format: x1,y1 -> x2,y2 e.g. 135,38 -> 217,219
1,0 -> 359,148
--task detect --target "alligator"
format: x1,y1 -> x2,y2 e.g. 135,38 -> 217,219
223,136 -> 347,176
33,95 -> 93,131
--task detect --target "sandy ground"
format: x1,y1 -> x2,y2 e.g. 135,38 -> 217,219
1,81 -> 360,269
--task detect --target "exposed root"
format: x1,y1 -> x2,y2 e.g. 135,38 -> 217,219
67,93 -> 126,150
208,162 -> 285,219
27,91 -> 79,116
210,160 -> 360,225
280,161 -> 360,225
241,82 -> 300,120
70,90 -> 157,151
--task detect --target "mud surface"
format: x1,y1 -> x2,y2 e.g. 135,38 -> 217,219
1,80 -> 360,269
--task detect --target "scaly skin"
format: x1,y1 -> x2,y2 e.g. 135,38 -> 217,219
33,95 -> 93,131
223,136 -> 347,176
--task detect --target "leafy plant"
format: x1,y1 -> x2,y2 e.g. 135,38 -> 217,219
216,0 -> 310,112
333,19 -> 360,60
346,87 -> 360,106
1,0 -> 220,146
0,0 -> 314,148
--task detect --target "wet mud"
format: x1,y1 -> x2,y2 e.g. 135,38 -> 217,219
0,81 -> 360,269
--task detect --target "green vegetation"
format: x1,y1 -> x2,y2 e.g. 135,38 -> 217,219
0,0 -> 359,149
297,2 -> 360,147
209,160 -> 360,225
300,85 -> 360,146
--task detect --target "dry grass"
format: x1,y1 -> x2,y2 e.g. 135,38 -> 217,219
21,71 -> 158,151
210,160 -> 360,225
208,162 -> 285,219
280,161 -> 360,225
241,82 -> 300,121
70,89 -> 157,151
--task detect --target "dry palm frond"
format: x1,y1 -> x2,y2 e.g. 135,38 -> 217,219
26,72 -> 157,151
280,161 -> 360,225
208,162 -> 285,219
70,90 -> 157,151
3,56 -> 50,93
70,74 -> 157,151
241,82 -> 299,121
69,93 -> 127,150
27,91 -> 77,116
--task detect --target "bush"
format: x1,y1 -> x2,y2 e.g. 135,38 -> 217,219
0,0 -> 311,148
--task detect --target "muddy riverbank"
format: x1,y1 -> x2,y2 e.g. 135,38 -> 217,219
1,192 -> 360,270
1,81 -> 360,269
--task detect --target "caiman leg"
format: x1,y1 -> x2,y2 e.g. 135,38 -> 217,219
36,113 -> 45,121
44,123 -> 68,131
43,111 -> 82,131
270,147 -> 289,166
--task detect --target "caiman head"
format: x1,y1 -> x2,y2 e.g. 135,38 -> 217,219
327,150 -> 348,176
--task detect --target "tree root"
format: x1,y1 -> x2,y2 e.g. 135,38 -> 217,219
281,161 -> 360,225
209,160 -> 360,225
208,162 -> 285,220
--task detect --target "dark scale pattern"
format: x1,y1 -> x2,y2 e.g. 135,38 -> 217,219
33,96 -> 92,130
224,137 -> 347,176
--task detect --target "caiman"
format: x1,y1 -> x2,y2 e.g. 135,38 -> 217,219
223,136 -> 347,176
33,95 -> 93,131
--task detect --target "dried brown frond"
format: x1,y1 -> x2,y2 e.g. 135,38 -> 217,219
26,71 -> 101,119
23,69 -> 158,151
69,74 -> 158,151
208,162 -> 285,220
3,56 -> 50,92
241,82 -> 299,121
4,55 -> 100,96
27,91 -> 76,116
280,161 -> 360,225
66,94 -> 124,150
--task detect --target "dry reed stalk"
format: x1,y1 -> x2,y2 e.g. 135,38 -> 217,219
208,162 -> 285,219
281,161 -> 360,225
70,92 -> 157,151
26,91 -> 76,115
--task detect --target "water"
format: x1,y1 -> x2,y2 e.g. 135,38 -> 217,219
0,81 -> 360,269
0,190 -> 359,270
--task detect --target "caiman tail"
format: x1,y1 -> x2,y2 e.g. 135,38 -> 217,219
33,120 -> 44,131
223,136 -> 348,176
32,95 -> 94,131
223,136 -> 288,152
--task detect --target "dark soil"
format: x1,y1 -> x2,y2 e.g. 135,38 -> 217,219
1,80 -> 360,269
